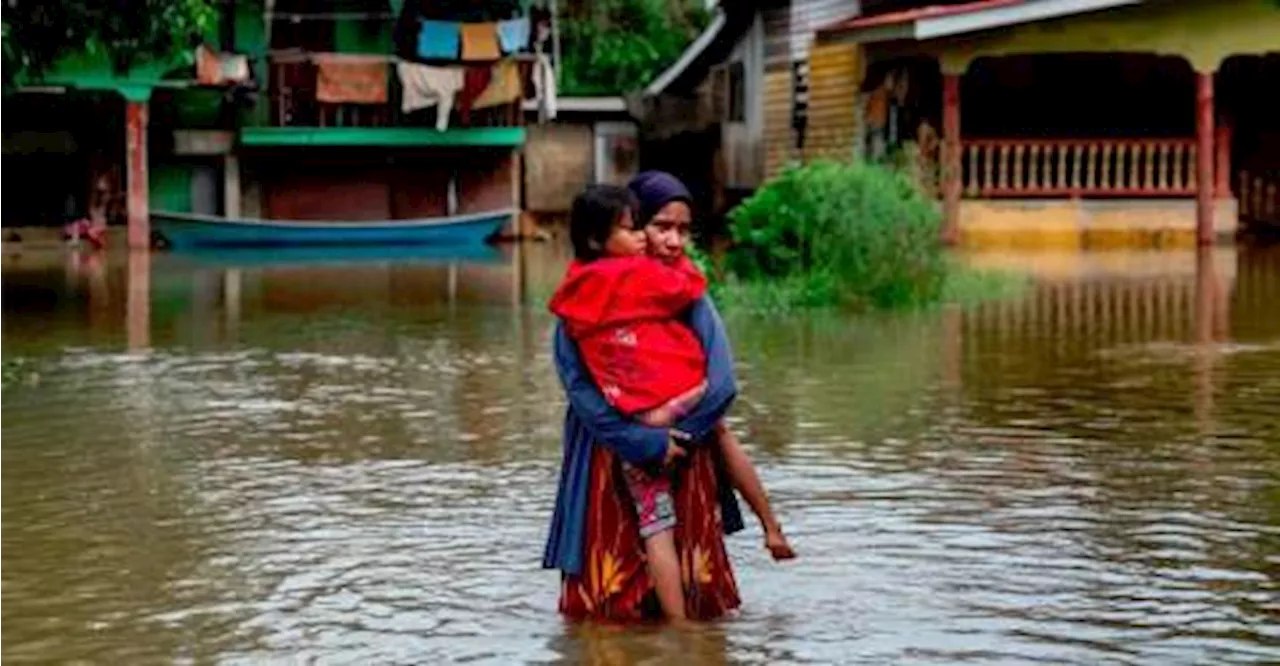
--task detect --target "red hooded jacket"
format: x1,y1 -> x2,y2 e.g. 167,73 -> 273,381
548,256 -> 708,415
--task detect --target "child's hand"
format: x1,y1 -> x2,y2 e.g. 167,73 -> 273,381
639,405 -> 676,427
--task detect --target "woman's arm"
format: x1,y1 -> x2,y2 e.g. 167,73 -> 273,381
553,324 -> 670,466
671,297 -> 738,442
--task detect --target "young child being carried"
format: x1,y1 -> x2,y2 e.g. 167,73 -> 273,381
549,184 -> 795,620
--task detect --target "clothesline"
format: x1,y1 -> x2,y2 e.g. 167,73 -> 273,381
263,12 -> 527,22
265,50 -> 540,65
267,12 -> 399,21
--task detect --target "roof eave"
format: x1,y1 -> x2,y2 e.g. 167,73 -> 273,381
644,11 -> 728,97
820,0 -> 1142,45
821,22 -> 916,46
916,0 -> 1140,40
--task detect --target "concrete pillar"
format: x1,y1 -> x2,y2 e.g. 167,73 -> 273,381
224,154 -> 242,218
126,250 -> 151,350
125,100 -> 150,250
1195,71 -> 1215,245
942,73 -> 962,245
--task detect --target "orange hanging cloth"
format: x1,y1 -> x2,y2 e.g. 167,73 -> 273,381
314,54 -> 389,104
460,22 -> 501,61
195,45 -> 249,85
472,60 -> 523,109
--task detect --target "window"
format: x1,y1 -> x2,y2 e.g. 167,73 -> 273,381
727,61 -> 746,123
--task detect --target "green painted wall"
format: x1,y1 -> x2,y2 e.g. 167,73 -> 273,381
150,163 -> 194,213
335,18 -> 393,54
234,1 -> 267,56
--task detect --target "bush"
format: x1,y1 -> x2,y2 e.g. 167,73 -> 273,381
721,160 -> 946,311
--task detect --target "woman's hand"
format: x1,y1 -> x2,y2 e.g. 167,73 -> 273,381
664,428 -> 693,466
664,439 -> 687,466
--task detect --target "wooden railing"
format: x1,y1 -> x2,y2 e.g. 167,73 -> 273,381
961,138 -> 1199,198
268,57 -> 523,129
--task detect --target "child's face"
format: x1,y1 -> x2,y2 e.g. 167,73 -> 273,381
603,209 -> 647,257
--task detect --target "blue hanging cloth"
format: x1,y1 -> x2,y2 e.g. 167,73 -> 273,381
417,20 -> 461,60
496,17 -> 530,54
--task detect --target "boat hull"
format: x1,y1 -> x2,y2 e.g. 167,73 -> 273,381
153,210 -> 514,249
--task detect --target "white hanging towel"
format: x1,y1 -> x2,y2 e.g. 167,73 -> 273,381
534,53 -> 558,121
397,61 -> 465,131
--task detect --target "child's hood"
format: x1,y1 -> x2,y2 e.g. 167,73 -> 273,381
548,256 -> 705,334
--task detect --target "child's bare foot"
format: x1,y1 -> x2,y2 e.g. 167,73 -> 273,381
765,527 -> 796,560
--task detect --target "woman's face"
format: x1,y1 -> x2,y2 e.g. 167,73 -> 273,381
644,201 -> 692,263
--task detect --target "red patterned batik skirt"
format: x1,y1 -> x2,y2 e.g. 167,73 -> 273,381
559,443 -> 741,622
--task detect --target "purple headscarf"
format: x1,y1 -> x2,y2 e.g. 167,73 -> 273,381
627,170 -> 693,226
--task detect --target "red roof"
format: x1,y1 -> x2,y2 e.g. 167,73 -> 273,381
820,0 -> 1024,34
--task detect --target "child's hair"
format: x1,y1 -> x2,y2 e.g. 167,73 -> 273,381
569,184 -> 638,261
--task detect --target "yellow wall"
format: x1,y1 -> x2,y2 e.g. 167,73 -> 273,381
762,68 -> 794,179
932,0 -> 1280,73
803,42 -> 863,163
958,198 -> 1238,249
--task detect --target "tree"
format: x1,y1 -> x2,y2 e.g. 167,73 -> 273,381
559,0 -> 709,96
2,0 -> 217,87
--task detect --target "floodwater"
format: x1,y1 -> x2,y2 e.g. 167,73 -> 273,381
3,241 -> 1278,665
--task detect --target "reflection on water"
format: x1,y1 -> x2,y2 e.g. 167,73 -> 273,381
3,243 -> 1279,665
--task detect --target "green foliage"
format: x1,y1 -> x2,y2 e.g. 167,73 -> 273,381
722,160 -> 946,312
3,0 -> 217,86
559,0 -> 708,95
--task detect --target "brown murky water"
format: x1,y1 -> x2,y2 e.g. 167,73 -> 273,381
3,243 -> 1279,665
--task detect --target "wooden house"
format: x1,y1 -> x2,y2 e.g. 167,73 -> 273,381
643,0 -> 1280,246
4,0 -> 545,247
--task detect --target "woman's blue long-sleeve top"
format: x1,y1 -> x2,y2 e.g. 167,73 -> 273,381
542,296 -> 745,576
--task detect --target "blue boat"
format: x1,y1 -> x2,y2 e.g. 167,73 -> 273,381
169,243 -> 507,268
152,209 -> 515,249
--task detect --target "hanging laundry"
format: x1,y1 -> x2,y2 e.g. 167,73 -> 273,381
460,22 -> 501,61
457,65 -> 494,125
417,20 -> 461,60
397,62 -> 464,130
472,60 -> 523,110
195,45 -> 250,86
315,54 -> 389,104
533,53 -> 558,120
496,17 -> 530,54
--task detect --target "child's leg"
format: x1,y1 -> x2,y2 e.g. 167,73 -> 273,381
715,421 -> 796,560
644,529 -> 687,623
622,463 -> 687,621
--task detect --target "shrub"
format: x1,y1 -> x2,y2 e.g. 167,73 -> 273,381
721,160 -> 946,311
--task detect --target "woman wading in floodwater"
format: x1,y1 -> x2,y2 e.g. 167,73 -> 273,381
543,171 -> 791,622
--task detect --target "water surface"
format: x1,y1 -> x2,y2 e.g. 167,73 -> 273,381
3,244 -> 1278,664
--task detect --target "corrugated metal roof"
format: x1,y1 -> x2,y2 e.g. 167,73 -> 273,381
789,0 -> 861,60
762,4 -> 793,67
